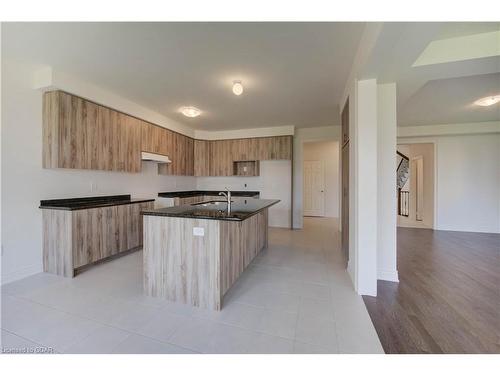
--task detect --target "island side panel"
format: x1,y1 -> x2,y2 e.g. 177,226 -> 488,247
143,215 -> 221,310
220,209 -> 269,296
42,209 -> 74,277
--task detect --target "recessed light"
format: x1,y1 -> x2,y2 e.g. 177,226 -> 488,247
180,106 -> 201,117
474,95 -> 500,107
232,80 -> 244,96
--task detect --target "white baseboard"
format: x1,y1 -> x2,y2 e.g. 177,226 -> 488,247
378,269 -> 399,282
1,263 -> 42,285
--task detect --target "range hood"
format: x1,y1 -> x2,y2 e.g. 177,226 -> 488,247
141,152 -> 172,164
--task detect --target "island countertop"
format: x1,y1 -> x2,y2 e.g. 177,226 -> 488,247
142,198 -> 280,221
39,194 -> 155,211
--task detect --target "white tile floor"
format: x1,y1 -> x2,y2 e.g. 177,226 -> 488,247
1,217 -> 383,354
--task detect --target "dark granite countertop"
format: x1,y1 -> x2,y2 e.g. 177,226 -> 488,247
157,190 -> 260,198
142,198 -> 279,221
39,194 -> 155,211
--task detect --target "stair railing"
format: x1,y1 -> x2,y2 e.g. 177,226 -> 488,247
397,151 -> 410,216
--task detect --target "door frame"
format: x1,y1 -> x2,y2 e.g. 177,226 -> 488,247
397,140 -> 437,229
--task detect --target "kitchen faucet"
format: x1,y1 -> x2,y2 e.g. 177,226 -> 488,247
219,187 -> 232,214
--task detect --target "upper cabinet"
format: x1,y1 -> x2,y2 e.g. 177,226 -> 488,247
42,91 -> 293,177
210,140 -> 233,176
256,136 -> 292,160
158,132 -> 194,176
194,140 -> 210,176
43,91 -> 141,173
141,121 -> 172,156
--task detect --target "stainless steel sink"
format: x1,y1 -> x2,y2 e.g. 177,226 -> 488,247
192,200 -> 231,207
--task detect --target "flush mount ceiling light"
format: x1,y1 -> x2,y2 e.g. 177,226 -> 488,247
180,106 -> 201,117
232,80 -> 244,96
474,95 -> 500,107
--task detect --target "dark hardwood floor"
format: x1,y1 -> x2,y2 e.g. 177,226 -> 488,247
363,227 -> 500,353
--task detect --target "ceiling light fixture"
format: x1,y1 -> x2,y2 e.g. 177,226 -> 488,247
232,80 -> 244,96
474,95 -> 500,107
180,106 -> 201,117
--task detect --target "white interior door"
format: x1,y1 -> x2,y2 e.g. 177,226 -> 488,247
303,160 -> 325,217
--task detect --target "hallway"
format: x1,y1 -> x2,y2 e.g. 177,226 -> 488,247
2,218 -> 382,354
363,227 -> 500,353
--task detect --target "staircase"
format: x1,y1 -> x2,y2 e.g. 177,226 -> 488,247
397,151 -> 409,216
397,152 -> 409,189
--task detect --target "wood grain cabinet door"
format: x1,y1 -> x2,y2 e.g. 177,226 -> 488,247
246,138 -> 259,160
96,106 -> 126,171
141,121 -> 162,155
277,136 -> 292,160
185,137 -> 194,176
123,116 -> 142,173
257,137 -> 272,160
210,140 -> 225,176
194,140 -> 210,176
53,91 -> 99,170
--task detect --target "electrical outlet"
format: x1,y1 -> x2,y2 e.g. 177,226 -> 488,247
244,183 -> 247,188
193,227 -> 205,237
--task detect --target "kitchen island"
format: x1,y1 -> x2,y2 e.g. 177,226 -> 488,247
142,198 -> 279,310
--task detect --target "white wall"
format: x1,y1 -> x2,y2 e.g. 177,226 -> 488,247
196,160 -> 292,228
398,130 -> 500,234
354,79 -> 378,296
293,126 -> 340,229
377,83 -> 398,283
1,60 -> 197,284
302,141 -> 340,218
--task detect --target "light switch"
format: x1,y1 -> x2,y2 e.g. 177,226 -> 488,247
193,227 -> 205,236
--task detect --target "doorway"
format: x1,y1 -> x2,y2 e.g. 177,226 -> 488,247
302,140 -> 340,219
304,160 -> 325,216
397,143 -> 435,229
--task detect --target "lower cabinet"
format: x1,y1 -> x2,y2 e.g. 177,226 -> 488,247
42,201 -> 153,277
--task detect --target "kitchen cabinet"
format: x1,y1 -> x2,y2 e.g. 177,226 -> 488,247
42,201 -> 153,277
43,91 -> 140,173
43,91 -> 98,170
232,138 -> 258,161
233,161 -> 260,176
141,121 -> 173,156
185,137 -> 194,176
43,91 -> 292,177
97,106 -> 141,172
210,139 -> 233,176
194,139 -> 210,176
158,132 -> 194,176
256,136 -> 292,160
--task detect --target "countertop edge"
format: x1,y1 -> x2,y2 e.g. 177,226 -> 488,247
39,198 -> 156,211
157,190 -> 260,198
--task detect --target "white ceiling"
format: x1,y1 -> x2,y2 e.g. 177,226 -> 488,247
436,22 -> 500,40
2,22 -> 365,130
399,73 -> 500,126
369,22 -> 500,126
